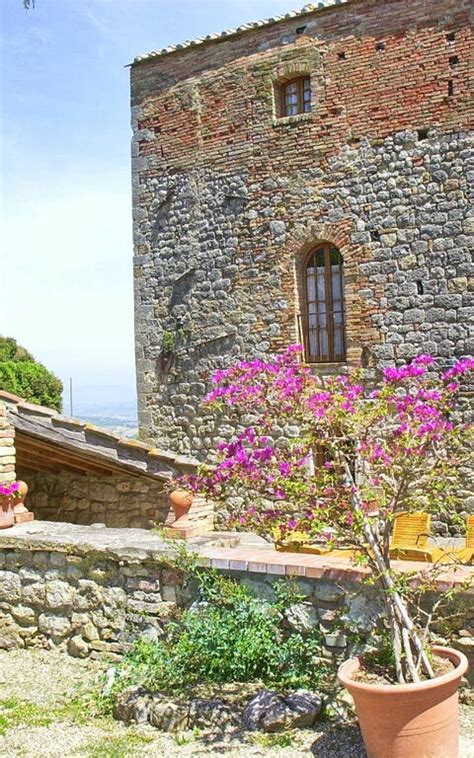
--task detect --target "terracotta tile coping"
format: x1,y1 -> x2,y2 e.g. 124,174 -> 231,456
195,545 -> 474,590
1,522 -> 472,592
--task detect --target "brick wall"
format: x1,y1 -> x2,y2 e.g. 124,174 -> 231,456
131,0 -> 473,456
0,402 -> 15,485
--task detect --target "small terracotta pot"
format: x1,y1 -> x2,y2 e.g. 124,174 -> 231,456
338,645 -> 469,758
0,494 -> 15,529
169,489 -> 193,525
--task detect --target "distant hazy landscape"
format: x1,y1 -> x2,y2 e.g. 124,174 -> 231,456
72,399 -> 138,438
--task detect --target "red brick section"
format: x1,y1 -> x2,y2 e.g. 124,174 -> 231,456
194,544 -> 474,591
132,0 -> 473,171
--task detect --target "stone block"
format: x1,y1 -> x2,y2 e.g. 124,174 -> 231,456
45,581 -> 75,610
0,571 -> 21,602
38,613 -> 71,641
67,635 -> 89,658
22,582 -> 45,606
11,605 -> 36,626
312,582 -> 346,604
149,699 -> 189,732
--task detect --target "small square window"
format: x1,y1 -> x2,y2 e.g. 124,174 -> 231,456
281,76 -> 311,117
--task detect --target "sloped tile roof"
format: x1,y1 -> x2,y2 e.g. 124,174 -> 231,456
1,391 -> 199,481
132,1 -> 350,64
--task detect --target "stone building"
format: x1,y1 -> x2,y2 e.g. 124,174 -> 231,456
131,0 -> 473,458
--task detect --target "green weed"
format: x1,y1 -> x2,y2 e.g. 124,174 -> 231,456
0,699 -> 53,735
251,731 -> 294,748
79,732 -> 154,758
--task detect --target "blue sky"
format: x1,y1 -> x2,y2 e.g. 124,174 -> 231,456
0,0 -> 295,408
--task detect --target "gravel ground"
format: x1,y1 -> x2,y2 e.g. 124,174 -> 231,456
0,649 -> 472,758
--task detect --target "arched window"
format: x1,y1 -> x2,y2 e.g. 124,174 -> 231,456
300,244 -> 346,363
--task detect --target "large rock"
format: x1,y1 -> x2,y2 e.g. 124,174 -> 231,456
312,582 -> 345,603
73,580 -> 102,611
11,605 -> 36,626
242,690 -> 290,732
0,614 -> 22,650
242,689 -> 323,732
284,690 -> 322,727
113,685 -> 152,724
148,698 -> 189,732
38,613 -> 71,641
188,698 -> 240,732
22,582 -> 45,606
342,592 -> 385,634
67,635 -> 89,658
285,602 -> 319,634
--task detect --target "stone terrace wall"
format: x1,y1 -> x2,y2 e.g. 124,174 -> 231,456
0,524 -> 472,682
131,0 -> 473,458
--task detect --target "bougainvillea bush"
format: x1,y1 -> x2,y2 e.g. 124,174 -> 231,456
187,347 -> 473,683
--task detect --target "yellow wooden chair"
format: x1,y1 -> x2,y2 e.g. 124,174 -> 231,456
273,527 -> 358,558
429,514 -> 474,565
273,527 -> 334,555
390,512 -> 474,565
389,512 -> 433,562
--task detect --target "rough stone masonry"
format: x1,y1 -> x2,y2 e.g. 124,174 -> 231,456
131,0 -> 473,458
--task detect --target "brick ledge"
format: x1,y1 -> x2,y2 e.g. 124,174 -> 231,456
0,521 -> 472,592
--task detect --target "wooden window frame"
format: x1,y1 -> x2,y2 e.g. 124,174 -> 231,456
280,76 -> 311,117
299,243 -> 346,364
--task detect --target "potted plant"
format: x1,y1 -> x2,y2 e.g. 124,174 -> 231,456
0,480 -> 21,529
186,347 -> 473,758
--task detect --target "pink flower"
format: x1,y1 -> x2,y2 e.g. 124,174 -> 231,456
443,357 -> 474,379
413,354 -> 435,366
278,461 -> 291,476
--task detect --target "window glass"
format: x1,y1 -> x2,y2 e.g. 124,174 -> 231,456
301,245 -> 346,363
282,77 -> 311,117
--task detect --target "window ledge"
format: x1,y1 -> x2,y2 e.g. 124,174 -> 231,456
272,112 -> 313,127
301,362 -> 349,373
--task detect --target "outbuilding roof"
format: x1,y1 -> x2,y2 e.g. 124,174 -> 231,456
132,0 -> 350,64
1,391 -> 199,482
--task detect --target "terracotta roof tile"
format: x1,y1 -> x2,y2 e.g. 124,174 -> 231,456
132,0 -> 350,64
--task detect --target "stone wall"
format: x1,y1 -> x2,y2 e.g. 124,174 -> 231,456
0,524 -> 472,682
16,466 -> 214,532
131,0 -> 473,458
16,466 -> 170,530
0,402 -> 15,485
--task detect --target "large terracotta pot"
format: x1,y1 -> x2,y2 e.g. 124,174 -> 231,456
0,494 -> 15,529
338,645 -> 469,758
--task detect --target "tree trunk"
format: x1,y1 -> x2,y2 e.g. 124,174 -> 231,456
338,454 -> 435,683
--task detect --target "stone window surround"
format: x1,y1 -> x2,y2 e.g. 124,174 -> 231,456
271,59 -> 317,125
